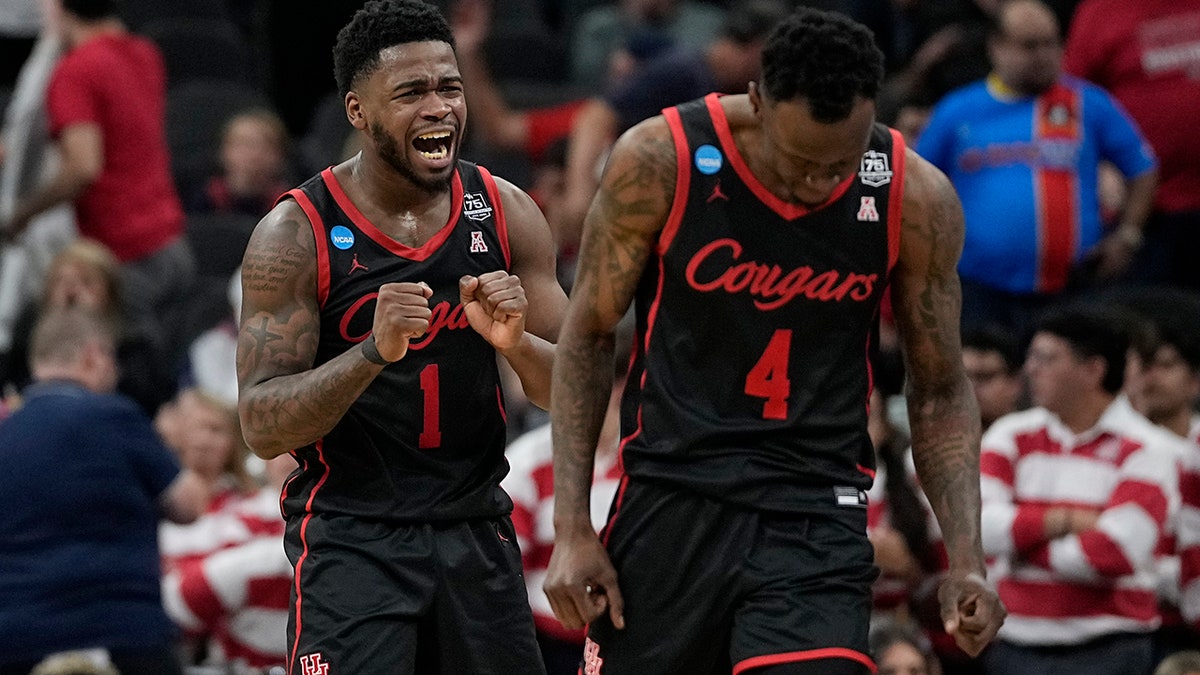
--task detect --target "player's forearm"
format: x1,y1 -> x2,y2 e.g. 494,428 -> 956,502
550,326 -> 614,533
499,332 -> 555,410
909,377 -> 987,574
239,343 -> 384,458
6,167 -> 90,234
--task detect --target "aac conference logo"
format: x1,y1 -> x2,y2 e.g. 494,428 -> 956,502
330,225 -> 355,250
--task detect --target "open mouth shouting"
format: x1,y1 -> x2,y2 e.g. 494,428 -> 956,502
413,130 -> 453,165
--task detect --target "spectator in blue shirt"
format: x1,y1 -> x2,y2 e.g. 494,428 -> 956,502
0,308 -> 205,675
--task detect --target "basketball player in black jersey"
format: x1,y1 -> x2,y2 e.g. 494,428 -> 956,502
546,8 -> 1005,675
235,2 -> 566,673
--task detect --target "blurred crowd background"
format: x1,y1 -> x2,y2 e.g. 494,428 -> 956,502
2,0 -> 1200,674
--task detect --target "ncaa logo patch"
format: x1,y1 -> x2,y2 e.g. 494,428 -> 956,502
330,225 -> 355,250
463,192 -> 493,222
694,144 -> 723,175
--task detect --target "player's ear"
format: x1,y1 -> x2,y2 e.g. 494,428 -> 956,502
748,81 -> 762,115
346,92 -> 367,130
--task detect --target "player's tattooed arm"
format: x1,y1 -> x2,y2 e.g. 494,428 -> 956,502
551,117 -> 676,531
895,151 -> 1004,655
891,150 -> 985,575
236,200 -> 382,459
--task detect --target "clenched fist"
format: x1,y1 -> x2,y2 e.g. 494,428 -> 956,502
369,282 -> 433,363
459,271 -> 527,351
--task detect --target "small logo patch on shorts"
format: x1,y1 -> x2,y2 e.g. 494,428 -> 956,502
583,637 -> 604,674
834,486 -> 868,508
299,653 -> 329,674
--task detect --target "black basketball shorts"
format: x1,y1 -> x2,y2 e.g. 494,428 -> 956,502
283,513 -> 545,675
585,478 -> 879,674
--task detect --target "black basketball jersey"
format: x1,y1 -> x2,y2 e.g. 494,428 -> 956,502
279,162 -> 514,522
619,94 -> 905,515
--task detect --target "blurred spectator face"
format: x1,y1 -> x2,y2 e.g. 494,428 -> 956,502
893,104 -> 930,147
989,0 -> 1062,95
45,259 -> 112,311
1025,333 -> 1094,413
877,640 -> 930,675
1129,344 -> 1200,423
221,112 -> 288,193
177,391 -> 240,483
965,346 -> 1024,427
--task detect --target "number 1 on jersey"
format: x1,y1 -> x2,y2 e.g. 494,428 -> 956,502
418,363 -> 442,449
745,329 -> 792,420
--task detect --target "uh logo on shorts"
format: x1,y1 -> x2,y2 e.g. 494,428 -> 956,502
299,653 -> 330,674
583,637 -> 604,675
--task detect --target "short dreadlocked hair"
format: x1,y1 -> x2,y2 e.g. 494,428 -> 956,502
760,8 -> 885,123
333,0 -> 455,98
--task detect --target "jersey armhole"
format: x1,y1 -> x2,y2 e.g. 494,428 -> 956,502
284,188 -> 331,309
658,107 -> 692,255
886,128 -> 906,275
477,165 -> 512,269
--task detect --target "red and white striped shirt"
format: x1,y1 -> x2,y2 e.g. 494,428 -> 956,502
162,536 -> 292,670
501,424 -> 622,643
1177,417 -> 1200,628
980,396 -> 1185,645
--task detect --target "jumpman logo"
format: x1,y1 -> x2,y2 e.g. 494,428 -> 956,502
348,254 -> 369,275
707,180 -> 729,203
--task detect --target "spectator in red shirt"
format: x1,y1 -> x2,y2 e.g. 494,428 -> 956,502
1065,0 -> 1200,289
1,0 -> 195,355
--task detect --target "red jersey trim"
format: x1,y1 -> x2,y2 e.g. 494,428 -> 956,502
657,106 -> 692,254
320,167 -> 466,260
734,647 -> 877,674
601,475 -> 631,547
705,93 -> 855,221
286,188 -> 330,309
477,166 -> 512,269
886,128 -> 906,273
287,440 -> 331,673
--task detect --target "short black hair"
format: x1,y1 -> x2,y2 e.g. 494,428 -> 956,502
1110,286 -> 1200,372
1035,303 -> 1136,395
62,0 -> 117,20
333,0 -> 455,98
962,324 -> 1023,374
760,8 -> 885,123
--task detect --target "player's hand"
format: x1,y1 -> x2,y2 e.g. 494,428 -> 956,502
938,571 -> 1005,656
544,529 -> 625,631
459,271 -> 527,351
370,281 -> 433,362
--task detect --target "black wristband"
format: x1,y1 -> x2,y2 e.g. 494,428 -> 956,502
361,335 -> 393,366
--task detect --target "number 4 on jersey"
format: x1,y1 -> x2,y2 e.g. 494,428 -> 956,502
745,329 -> 792,420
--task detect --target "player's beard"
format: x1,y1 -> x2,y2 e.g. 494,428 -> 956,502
371,121 -> 454,195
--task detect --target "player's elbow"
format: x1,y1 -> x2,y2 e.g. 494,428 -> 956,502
243,430 -> 291,460
238,405 -> 291,459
